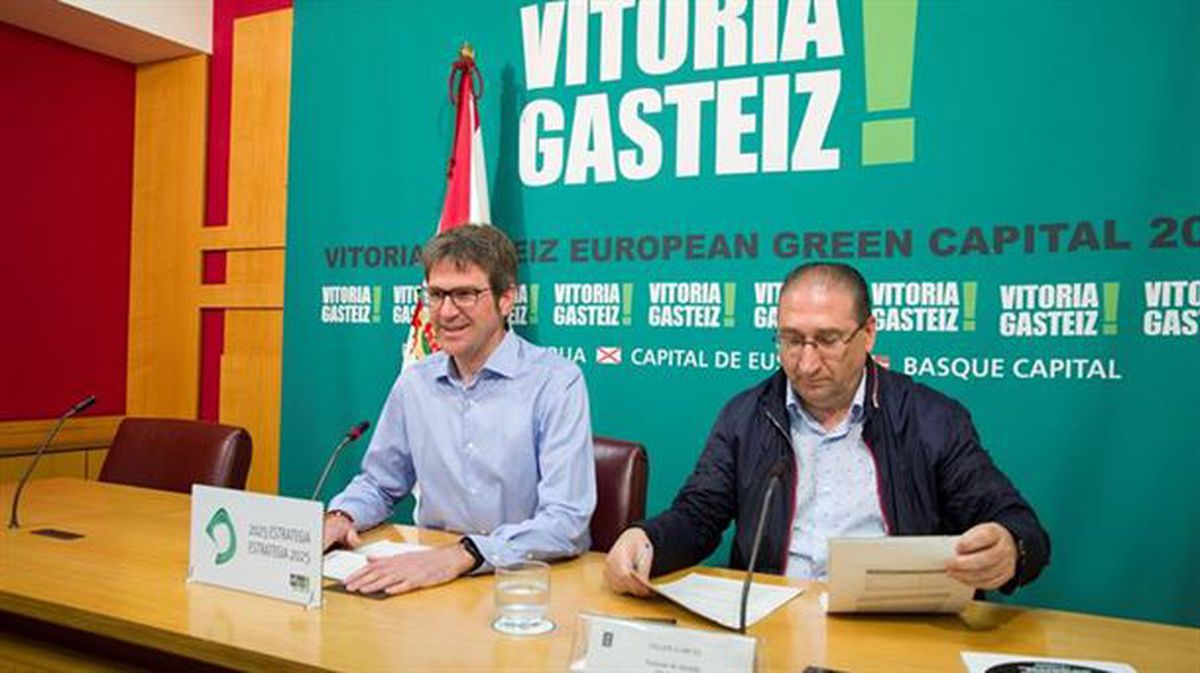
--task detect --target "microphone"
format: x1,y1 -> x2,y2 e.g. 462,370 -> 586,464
8,395 -> 96,529
310,421 -> 370,501
739,457 -> 788,634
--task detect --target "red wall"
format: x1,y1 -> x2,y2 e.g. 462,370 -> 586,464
0,22 -> 134,421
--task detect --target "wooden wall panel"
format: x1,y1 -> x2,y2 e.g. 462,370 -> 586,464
0,417 -> 121,456
224,10 -> 292,249
198,248 -> 285,308
199,9 -> 292,494
219,310 -> 282,493
0,452 -> 87,483
225,247 -> 286,287
121,9 -> 292,494
127,55 -> 207,418
86,450 -> 110,481
0,418 -> 116,484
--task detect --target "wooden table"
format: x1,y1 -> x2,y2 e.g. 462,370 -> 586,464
1,478 -> 1196,672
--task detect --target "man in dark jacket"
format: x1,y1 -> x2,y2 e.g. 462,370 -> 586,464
605,263 -> 1049,596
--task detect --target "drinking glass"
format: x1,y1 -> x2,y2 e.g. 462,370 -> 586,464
492,560 -> 553,635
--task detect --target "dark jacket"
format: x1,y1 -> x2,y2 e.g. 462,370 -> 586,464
638,358 -> 1050,594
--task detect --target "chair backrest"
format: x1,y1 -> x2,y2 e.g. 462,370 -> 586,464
590,435 -> 648,552
99,418 -> 252,494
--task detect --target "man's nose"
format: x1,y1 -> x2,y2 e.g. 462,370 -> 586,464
796,344 -> 823,374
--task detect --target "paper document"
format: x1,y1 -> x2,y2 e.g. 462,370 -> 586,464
962,651 -> 1137,673
322,540 -> 430,582
824,536 -> 972,613
648,572 -> 802,630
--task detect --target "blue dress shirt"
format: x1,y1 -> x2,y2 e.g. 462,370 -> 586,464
785,372 -> 886,579
329,330 -> 596,568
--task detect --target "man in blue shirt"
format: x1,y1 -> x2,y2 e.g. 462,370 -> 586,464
324,225 -> 596,595
605,262 -> 1049,596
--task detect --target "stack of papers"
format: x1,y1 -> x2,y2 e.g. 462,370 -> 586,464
322,540 -> 430,582
824,536 -> 972,613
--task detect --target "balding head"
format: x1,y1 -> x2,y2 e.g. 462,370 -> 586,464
780,263 -> 871,325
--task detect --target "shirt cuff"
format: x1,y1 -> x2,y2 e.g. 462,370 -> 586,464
467,533 -> 512,573
325,507 -> 361,528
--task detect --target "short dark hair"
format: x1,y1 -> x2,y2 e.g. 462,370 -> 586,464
780,262 -> 871,324
421,225 -> 518,293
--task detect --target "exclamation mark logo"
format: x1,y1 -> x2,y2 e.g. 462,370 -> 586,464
1103,282 -> 1119,335
962,281 -> 977,332
528,284 -> 540,325
862,0 -> 918,165
372,285 -> 381,323
622,283 -> 634,326
723,282 -> 737,328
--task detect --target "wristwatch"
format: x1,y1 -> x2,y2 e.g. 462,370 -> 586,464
459,536 -> 485,574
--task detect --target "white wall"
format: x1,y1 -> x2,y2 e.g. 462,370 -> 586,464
63,0 -> 212,53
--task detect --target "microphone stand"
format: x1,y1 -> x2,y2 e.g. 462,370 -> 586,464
9,395 -> 96,530
311,421 -> 370,501
739,462 -> 785,634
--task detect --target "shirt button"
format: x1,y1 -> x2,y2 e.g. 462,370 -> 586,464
467,441 -> 475,450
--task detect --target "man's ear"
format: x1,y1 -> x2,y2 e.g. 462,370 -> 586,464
497,284 -> 517,318
862,314 -> 878,352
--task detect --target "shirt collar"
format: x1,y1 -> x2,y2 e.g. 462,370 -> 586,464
785,367 -> 868,429
439,329 -> 520,383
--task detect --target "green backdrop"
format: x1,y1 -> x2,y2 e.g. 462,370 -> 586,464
281,0 -> 1200,626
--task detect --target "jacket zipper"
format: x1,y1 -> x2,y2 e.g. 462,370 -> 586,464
863,360 -> 893,534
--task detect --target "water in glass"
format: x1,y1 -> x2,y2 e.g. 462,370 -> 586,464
492,561 -> 552,635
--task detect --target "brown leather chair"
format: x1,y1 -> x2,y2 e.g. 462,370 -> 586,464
98,418 -> 252,494
590,435 -> 648,552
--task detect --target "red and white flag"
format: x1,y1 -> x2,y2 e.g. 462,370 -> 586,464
596,346 -> 623,365
404,45 -> 491,367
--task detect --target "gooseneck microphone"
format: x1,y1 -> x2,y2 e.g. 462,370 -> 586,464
739,457 -> 788,634
310,421 -> 370,501
8,395 -> 96,529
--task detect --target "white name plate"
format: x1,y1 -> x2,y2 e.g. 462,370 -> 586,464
189,485 -> 324,608
573,615 -> 756,673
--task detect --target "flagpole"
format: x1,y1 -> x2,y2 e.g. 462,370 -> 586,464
404,43 -> 492,368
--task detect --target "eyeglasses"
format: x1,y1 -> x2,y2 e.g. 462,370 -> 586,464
775,320 -> 867,358
422,285 -> 492,308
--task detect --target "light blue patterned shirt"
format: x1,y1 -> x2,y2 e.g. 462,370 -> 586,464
329,330 -> 596,568
785,371 -> 886,579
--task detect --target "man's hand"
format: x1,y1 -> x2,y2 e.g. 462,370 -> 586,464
946,522 -> 1018,590
322,513 -> 361,551
603,528 -> 655,597
343,544 -> 476,595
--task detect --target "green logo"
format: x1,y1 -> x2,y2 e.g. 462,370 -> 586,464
205,507 -> 237,565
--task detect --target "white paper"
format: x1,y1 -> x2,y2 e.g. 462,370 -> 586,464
825,536 -> 972,613
962,651 -> 1137,673
581,615 -> 755,673
648,572 -> 802,630
321,540 -> 429,582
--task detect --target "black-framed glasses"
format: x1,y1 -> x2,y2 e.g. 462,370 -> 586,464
422,285 -> 492,308
774,320 -> 867,358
